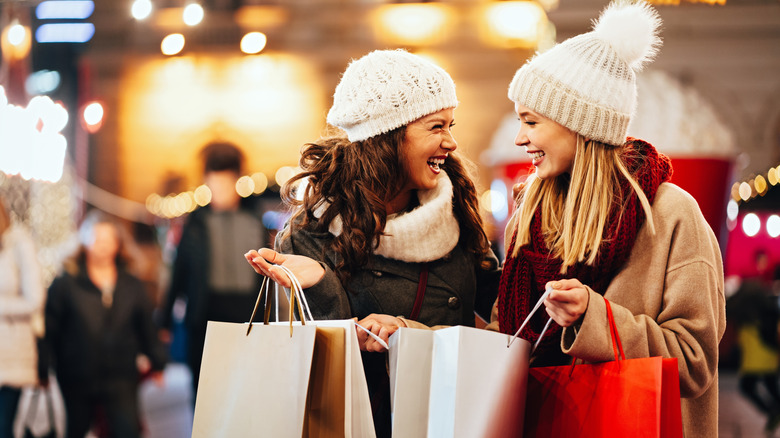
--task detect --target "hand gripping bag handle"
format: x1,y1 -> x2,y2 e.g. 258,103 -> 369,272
246,265 -> 314,336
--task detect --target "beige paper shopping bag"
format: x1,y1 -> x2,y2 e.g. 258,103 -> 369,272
306,320 -> 376,438
304,326 -> 346,438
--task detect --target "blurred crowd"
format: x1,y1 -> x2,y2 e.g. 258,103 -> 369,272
0,141 -> 283,438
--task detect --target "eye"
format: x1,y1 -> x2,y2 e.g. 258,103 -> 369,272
449,122 -> 456,129
524,120 -> 537,126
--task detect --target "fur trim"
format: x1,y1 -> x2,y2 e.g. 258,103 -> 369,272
375,171 -> 459,262
316,172 -> 459,263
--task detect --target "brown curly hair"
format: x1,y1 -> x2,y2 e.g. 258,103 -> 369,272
280,127 -> 490,286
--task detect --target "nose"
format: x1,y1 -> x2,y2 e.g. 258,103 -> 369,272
514,125 -> 528,147
442,129 -> 457,152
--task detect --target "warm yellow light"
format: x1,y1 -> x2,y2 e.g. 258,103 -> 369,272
161,33 -> 185,55
372,4 -> 452,46
240,32 -> 267,55
1,21 -> 32,60
118,54 -> 324,203
8,23 -> 26,46
275,166 -> 297,186
769,167 -> 779,186
183,3 -> 204,26
738,182 -> 752,201
730,182 -> 741,202
234,5 -> 288,29
193,184 -> 211,206
251,172 -> 268,194
177,192 -> 195,213
481,1 -> 547,49
755,175 -> 768,195
235,175 -> 255,198
146,193 -> 162,216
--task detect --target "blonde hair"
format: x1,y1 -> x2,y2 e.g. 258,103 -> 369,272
511,136 -> 654,273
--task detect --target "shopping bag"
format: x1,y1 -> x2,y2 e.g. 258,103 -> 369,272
267,265 -> 376,438
388,326 -> 530,438
427,326 -> 530,437
191,268 -> 319,438
523,299 -> 684,438
304,320 -> 376,438
13,374 -> 66,438
14,386 -> 58,438
191,320 -> 318,437
387,327 -> 435,437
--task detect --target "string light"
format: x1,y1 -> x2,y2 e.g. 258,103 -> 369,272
146,170 -> 283,218
731,162 -> 780,203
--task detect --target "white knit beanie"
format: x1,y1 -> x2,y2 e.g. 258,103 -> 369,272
508,1 -> 662,146
327,49 -> 459,143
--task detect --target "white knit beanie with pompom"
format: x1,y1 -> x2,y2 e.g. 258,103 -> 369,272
508,1 -> 662,146
327,49 -> 458,143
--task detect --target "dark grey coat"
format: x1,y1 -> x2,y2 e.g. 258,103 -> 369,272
277,223 -> 500,327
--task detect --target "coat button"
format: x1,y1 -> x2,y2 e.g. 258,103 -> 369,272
372,271 -> 383,277
447,296 -> 460,309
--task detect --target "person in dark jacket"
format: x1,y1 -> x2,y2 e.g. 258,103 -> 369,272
159,141 -> 267,393
40,210 -> 167,438
245,49 -> 500,438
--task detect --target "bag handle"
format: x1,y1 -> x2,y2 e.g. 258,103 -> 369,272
605,299 -> 625,362
566,298 -> 624,375
507,284 -> 554,352
246,265 -> 313,336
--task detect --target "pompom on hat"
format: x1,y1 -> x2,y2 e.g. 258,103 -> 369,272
508,1 -> 662,146
327,49 -> 458,142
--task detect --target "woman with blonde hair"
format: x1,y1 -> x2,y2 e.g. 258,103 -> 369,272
0,195 -> 44,437
493,2 -> 725,436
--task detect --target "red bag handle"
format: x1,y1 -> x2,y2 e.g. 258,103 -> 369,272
569,298 -> 625,374
604,299 -> 626,361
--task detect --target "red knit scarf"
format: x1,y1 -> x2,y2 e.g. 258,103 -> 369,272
497,139 -> 672,354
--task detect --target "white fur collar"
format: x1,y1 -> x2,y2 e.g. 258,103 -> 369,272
314,172 -> 460,262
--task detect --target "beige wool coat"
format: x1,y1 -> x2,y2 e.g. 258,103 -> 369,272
487,182 -> 726,437
0,225 -> 45,388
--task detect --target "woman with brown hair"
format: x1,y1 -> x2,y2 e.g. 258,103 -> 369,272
0,195 -> 44,437
245,49 -> 500,437
40,210 -> 167,438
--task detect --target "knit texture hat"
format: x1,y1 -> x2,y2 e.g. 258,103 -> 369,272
327,49 -> 458,142
508,1 -> 662,146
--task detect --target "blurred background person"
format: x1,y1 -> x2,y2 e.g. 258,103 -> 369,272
39,210 -> 166,438
0,195 -> 45,437
158,141 -> 267,394
727,249 -> 780,434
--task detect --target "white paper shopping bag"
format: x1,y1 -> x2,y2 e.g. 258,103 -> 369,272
387,327 -> 435,437
191,321 -> 318,438
427,326 -> 530,438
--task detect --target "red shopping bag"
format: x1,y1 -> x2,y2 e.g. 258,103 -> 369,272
523,299 -> 683,438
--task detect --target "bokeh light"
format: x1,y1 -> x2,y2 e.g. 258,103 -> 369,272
742,213 -> 760,237
161,33 -> 185,55
241,32 -> 267,54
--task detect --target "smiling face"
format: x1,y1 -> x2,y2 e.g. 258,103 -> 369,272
400,107 -> 458,192
514,102 -> 578,180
